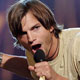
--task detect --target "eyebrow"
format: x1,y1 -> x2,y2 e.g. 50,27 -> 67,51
20,23 -> 41,35
30,23 -> 40,30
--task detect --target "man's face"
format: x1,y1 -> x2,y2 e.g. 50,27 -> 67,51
18,12 -> 54,56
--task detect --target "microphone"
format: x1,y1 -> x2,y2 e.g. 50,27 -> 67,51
34,49 -> 46,80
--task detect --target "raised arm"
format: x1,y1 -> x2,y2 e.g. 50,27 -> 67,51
0,53 -> 33,80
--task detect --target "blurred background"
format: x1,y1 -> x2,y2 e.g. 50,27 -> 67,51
0,0 -> 80,80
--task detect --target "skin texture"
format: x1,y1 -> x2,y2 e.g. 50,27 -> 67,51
18,11 -> 57,58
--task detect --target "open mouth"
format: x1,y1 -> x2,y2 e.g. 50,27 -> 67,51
32,44 -> 41,51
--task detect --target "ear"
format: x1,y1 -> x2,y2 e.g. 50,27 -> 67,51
50,26 -> 54,33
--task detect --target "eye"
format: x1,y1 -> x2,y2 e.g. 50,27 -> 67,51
31,26 -> 40,31
19,31 -> 27,36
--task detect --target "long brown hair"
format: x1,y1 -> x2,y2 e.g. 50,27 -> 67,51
8,0 -> 62,46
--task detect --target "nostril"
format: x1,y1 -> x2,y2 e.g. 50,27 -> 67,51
29,41 -> 33,44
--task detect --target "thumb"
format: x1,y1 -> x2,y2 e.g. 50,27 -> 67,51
28,65 -> 35,71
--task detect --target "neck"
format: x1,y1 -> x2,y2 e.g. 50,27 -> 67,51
46,35 -> 59,61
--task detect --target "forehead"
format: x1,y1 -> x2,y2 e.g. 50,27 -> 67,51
21,12 -> 40,29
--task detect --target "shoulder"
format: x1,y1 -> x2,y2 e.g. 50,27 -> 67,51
59,28 -> 80,45
72,32 -> 80,75
62,28 -> 80,35
60,28 -> 80,43
67,31 -> 80,57
62,28 -> 80,31
73,32 -> 80,59
60,28 -> 80,58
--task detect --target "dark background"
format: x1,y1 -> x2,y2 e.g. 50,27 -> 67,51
0,0 -> 80,80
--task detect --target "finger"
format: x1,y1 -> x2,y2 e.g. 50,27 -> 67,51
35,61 -> 48,68
36,72 -> 43,77
28,65 -> 35,71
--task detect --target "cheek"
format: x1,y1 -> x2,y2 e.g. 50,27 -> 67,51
42,31 -> 52,43
41,32 -> 52,52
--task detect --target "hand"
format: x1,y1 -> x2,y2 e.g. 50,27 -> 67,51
28,61 -> 58,80
28,61 -> 68,80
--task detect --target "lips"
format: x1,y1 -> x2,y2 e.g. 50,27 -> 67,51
32,44 -> 41,53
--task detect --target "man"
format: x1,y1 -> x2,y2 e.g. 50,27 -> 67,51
0,0 -> 80,80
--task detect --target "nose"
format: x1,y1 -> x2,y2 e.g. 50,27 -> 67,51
27,32 -> 35,44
